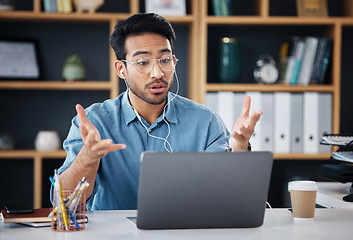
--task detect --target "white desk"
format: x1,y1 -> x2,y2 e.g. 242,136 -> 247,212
316,182 -> 353,208
1,209 -> 353,240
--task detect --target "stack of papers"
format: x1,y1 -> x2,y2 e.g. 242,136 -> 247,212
321,135 -> 353,146
332,151 -> 353,163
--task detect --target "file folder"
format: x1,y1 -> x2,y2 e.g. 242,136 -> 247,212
318,93 -> 332,153
246,92 -> 262,151
274,92 -> 291,153
290,93 -> 303,153
303,92 -> 319,153
261,93 -> 274,152
217,91 -> 234,132
205,92 -> 217,112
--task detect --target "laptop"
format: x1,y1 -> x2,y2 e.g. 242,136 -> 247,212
136,151 -> 273,229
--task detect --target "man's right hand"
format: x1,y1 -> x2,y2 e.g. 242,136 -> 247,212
76,104 -> 126,165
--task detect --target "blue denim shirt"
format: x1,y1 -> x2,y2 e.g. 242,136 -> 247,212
57,91 -> 230,210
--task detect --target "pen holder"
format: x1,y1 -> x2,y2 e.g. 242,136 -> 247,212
51,189 -> 86,232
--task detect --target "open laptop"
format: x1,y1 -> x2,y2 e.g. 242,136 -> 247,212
135,151 -> 273,229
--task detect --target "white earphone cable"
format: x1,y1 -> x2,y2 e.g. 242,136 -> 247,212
124,69 -> 180,153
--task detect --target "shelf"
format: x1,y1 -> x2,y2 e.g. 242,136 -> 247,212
0,149 -> 66,159
206,16 -> 353,25
206,83 -> 335,92
0,11 -> 196,24
274,153 -> 331,160
0,81 -> 112,90
0,149 -> 67,209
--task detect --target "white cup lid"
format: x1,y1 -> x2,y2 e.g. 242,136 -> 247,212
288,180 -> 318,191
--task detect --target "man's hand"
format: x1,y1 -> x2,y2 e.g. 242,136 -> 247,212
230,96 -> 262,151
76,104 -> 126,164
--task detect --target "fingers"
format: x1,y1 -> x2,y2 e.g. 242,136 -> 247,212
75,103 -> 126,159
231,110 -> 262,139
76,104 -> 88,123
240,95 -> 251,117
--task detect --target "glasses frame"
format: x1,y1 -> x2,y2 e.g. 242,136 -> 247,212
122,54 -> 178,74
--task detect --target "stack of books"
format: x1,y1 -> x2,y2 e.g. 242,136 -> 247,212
0,208 -> 52,227
278,36 -> 332,85
43,0 -> 73,13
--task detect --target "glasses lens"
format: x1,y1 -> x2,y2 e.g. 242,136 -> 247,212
159,55 -> 175,71
133,55 -> 177,73
136,57 -> 152,73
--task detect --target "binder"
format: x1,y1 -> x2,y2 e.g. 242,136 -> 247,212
274,92 -> 291,153
233,92 -> 245,119
216,91 -> 234,132
261,93 -> 274,152
318,93 -> 332,153
290,93 -> 303,153
303,92 -> 319,153
246,92 -> 262,151
205,92 -> 217,112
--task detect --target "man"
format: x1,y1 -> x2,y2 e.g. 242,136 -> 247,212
56,13 -> 262,210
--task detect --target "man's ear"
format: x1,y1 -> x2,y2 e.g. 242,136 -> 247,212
115,60 -> 125,79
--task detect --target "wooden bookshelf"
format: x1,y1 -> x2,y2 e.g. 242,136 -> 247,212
1,0 -> 352,208
0,0 -> 198,208
197,0 -> 353,158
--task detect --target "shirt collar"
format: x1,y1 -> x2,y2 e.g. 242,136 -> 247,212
122,91 -> 137,125
122,91 -> 178,125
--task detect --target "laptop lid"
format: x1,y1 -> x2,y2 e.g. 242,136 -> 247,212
136,151 -> 273,229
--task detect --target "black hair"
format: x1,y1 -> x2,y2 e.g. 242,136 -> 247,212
110,13 -> 176,60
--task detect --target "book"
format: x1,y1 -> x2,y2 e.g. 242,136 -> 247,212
62,0 -> 73,13
310,38 -> 328,84
56,0 -> 64,13
219,0 -> 229,16
284,37 -> 302,85
317,38 -> 332,84
212,0 -> 229,16
290,39 -> 305,85
297,36 -> 319,85
278,40 -> 290,83
212,0 -> 222,16
0,208 -> 51,224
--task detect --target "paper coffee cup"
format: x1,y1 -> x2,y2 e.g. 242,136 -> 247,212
288,181 -> 318,221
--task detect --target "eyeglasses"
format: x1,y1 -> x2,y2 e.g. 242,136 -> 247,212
122,54 -> 178,74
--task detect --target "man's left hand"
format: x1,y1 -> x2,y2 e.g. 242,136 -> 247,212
230,95 -> 262,151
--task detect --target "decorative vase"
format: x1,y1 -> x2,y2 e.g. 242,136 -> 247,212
62,55 -> 86,81
0,134 -> 14,150
73,0 -> 104,13
0,0 -> 14,11
35,130 -> 61,151
216,37 -> 241,83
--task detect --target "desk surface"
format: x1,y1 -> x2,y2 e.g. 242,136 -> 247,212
316,182 -> 353,208
1,208 -> 353,240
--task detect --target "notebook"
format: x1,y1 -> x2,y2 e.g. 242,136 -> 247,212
136,151 -> 273,229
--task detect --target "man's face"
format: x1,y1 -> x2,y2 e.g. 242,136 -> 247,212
124,33 -> 175,106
